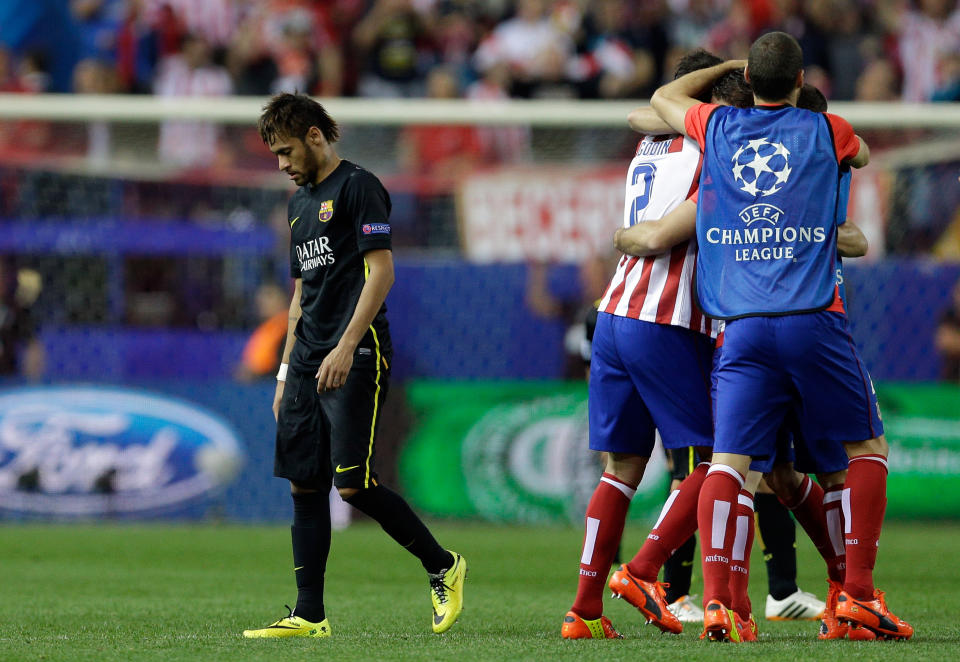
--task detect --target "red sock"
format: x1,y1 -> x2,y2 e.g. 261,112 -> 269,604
571,473 -> 636,619
822,484 -> 846,583
626,462 -> 709,581
730,490 -> 756,620
780,475 -> 844,583
842,455 -> 888,600
729,489 -> 754,620
697,465 -> 744,608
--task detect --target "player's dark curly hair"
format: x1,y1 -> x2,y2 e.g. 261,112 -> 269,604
673,49 -> 724,103
748,31 -> 803,101
796,83 -> 828,112
258,93 -> 340,146
713,70 -> 753,108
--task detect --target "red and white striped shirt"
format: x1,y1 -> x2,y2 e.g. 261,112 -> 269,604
597,134 -> 718,337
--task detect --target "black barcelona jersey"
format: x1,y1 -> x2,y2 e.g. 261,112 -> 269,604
287,160 -> 392,371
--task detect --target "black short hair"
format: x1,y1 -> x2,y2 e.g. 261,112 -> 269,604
258,93 -> 340,146
674,49 -> 724,103
796,83 -> 828,112
712,70 -> 753,108
747,31 -> 803,101
673,49 -> 723,79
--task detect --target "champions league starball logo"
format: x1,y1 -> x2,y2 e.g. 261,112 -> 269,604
731,137 -> 792,197
708,137 -> 827,262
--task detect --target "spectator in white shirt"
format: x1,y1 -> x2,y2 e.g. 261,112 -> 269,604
154,33 -> 233,167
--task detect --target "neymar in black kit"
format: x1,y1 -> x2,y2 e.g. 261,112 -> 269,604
243,93 -> 466,639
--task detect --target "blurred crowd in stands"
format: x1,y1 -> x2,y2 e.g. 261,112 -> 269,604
0,0 -> 958,104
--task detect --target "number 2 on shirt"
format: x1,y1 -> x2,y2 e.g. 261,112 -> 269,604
629,163 -> 656,226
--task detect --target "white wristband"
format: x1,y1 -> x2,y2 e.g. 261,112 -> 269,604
276,363 -> 289,382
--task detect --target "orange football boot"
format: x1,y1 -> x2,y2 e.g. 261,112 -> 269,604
836,589 -> 913,640
847,624 -> 878,641
818,580 -> 849,640
701,600 -> 742,643
560,611 -> 623,639
734,612 -> 758,642
608,565 -> 683,634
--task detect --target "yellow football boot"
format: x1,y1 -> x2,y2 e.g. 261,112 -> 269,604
430,551 -> 467,633
242,606 -> 330,639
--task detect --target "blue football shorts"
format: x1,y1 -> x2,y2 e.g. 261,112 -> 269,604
712,311 -> 882,468
711,346 -> 796,474
588,312 -> 715,455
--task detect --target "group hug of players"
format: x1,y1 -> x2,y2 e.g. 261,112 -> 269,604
562,31 -> 914,643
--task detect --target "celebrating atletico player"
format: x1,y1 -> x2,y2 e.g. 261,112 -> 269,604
560,50 -> 751,640
649,32 -> 912,642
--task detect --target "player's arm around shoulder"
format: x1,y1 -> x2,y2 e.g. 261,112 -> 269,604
837,221 -> 868,258
651,59 -> 747,135
847,135 -> 870,169
614,199 -> 697,256
628,106 -> 674,135
825,112 -> 869,169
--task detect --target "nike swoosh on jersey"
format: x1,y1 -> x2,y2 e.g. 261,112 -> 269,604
289,216 -> 300,227
335,464 -> 360,473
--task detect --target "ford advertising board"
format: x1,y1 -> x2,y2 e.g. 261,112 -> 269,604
0,387 -> 244,517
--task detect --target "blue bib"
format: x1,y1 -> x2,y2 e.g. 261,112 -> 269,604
695,105 -> 843,319
835,168 -> 852,306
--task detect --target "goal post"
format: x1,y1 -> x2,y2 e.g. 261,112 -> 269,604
2,94 -> 960,128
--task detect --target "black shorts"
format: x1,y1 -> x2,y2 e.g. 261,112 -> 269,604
668,446 -> 703,482
274,352 -> 389,489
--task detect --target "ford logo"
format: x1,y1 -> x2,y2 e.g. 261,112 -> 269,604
0,387 -> 244,516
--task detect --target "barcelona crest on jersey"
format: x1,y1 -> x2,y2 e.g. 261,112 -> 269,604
319,200 -> 334,222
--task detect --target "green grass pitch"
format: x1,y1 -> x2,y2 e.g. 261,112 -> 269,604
1,520 -> 956,661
